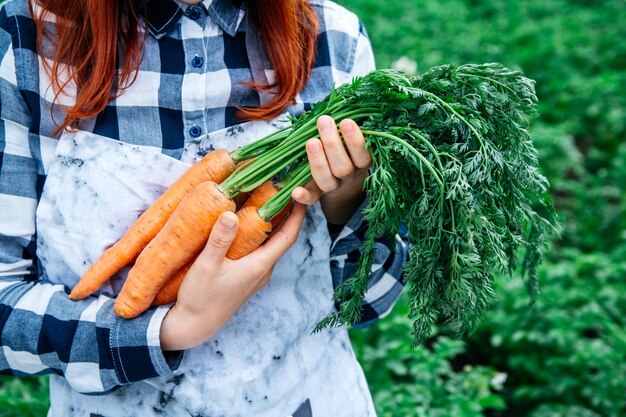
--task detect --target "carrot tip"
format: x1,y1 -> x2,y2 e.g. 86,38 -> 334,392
113,303 -> 135,319
68,289 -> 84,300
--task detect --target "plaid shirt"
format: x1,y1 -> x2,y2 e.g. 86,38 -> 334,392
0,0 -> 407,394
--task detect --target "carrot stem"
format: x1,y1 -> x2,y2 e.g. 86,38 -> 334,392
221,109 -> 377,197
231,125 -> 292,162
258,162 -> 312,221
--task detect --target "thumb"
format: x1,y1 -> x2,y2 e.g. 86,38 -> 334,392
200,211 -> 239,264
292,180 -> 323,206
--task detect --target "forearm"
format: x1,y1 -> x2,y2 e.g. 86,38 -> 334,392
0,274 -> 181,393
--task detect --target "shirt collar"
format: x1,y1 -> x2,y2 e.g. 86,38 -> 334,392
144,0 -> 245,39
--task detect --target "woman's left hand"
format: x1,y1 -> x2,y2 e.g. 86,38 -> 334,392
291,115 -> 372,225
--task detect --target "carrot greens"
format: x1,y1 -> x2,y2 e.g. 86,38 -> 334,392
237,63 -> 558,345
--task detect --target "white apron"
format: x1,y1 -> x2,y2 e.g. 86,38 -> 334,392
36,121 -> 376,417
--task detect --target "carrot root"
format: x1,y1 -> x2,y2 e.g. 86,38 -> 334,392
225,206 -> 272,260
153,262 -> 191,306
242,181 -> 279,210
114,182 -> 235,318
69,149 -> 235,300
152,180 -> 282,306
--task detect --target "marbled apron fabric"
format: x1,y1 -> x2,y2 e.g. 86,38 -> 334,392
38,122 -> 376,417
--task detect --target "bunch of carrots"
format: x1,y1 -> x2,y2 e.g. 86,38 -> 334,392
68,129 -> 307,318
69,64 -> 558,345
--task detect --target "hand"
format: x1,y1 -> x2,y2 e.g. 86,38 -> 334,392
160,204 -> 306,351
292,115 -> 372,225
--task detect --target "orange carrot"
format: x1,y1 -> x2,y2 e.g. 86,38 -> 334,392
242,180 -> 293,227
152,262 -> 191,306
153,180 -> 282,306
69,149 -> 236,300
225,206 -> 272,260
114,182 -> 236,318
269,201 -> 293,227
222,163 -> 310,262
242,181 -> 279,209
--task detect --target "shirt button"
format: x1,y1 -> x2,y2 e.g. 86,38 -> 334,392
191,55 -> 204,68
187,6 -> 202,20
189,125 -> 202,138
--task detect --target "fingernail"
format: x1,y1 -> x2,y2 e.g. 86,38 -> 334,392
292,188 -> 304,201
342,120 -> 354,133
308,141 -> 321,155
219,214 -> 236,230
318,116 -> 334,131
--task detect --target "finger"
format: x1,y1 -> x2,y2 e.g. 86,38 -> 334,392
307,138 -> 340,192
340,119 -> 372,169
253,203 -> 306,262
199,211 -> 239,264
292,181 -> 323,205
317,116 -> 354,178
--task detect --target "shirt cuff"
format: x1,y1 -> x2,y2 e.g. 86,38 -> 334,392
329,196 -> 370,257
108,305 -> 183,385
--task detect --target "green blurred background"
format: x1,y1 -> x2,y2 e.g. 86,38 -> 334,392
1,0 -> 624,416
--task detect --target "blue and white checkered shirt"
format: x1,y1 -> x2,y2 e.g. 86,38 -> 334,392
0,0 -> 407,394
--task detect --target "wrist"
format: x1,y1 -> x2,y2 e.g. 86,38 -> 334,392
320,167 -> 368,225
160,303 -> 218,351
321,186 -> 366,226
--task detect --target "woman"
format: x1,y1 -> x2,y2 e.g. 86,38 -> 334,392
0,0 -> 407,415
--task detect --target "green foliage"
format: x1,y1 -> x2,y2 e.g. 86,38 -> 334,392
338,0 -> 625,416
467,247 -> 626,417
226,63 -> 557,345
350,297 -> 506,417
339,0 -> 626,252
311,65 -> 557,345
532,127 -> 626,251
0,376 -> 49,417
340,0 -> 626,142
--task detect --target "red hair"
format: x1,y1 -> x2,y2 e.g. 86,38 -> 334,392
241,0 -> 317,120
31,0 -> 318,134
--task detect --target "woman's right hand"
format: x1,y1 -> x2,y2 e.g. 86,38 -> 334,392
159,203 -> 306,351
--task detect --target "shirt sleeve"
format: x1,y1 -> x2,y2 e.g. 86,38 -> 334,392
328,198 -> 409,328
0,8 -> 181,394
328,21 -> 409,327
